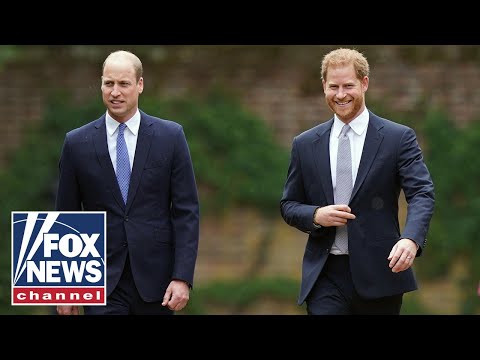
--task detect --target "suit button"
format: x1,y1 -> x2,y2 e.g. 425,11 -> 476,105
124,216 -> 129,222
123,242 -> 127,247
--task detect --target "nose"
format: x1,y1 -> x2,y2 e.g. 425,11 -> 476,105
111,85 -> 121,96
336,87 -> 346,99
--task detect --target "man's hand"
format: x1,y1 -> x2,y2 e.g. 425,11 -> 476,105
57,305 -> 80,315
388,238 -> 418,273
314,204 -> 356,227
162,279 -> 190,311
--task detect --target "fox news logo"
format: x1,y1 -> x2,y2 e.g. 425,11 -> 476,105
11,211 -> 106,306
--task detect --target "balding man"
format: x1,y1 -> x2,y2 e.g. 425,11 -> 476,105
55,50 -> 200,315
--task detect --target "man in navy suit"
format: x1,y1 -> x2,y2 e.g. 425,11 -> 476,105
280,48 -> 435,315
55,50 -> 200,315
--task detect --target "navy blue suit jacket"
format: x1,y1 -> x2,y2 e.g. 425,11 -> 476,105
280,111 -> 434,305
55,110 -> 200,302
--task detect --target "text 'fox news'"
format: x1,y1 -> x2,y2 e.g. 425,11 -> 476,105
11,211 -> 106,306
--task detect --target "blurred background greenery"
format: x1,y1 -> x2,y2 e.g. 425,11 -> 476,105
1,45 -> 479,315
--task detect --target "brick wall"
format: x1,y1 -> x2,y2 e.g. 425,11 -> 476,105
3,45 -> 480,167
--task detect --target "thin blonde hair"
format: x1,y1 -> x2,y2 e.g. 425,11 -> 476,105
102,50 -> 143,82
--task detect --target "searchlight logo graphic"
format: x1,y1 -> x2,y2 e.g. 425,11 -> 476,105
11,211 -> 106,306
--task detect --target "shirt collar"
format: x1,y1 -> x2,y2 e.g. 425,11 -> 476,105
333,107 -> 369,138
105,109 -> 141,136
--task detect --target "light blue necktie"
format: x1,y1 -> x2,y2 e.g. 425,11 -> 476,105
116,123 -> 131,204
334,124 -> 352,254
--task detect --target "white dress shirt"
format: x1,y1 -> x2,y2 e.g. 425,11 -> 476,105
105,110 -> 140,173
329,107 -> 369,192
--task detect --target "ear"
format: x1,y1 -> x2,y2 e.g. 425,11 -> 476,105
138,77 -> 144,94
362,76 -> 369,92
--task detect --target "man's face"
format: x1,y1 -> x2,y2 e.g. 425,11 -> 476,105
101,59 -> 143,122
323,63 -> 368,123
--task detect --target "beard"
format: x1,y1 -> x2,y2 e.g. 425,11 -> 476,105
326,95 -> 364,123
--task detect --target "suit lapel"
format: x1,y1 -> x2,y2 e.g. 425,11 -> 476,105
313,120 -> 334,204
93,116 -> 125,209
126,115 -> 154,211
350,113 -> 384,202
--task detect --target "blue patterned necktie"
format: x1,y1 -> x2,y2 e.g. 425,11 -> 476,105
334,124 -> 352,254
116,123 -> 131,204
